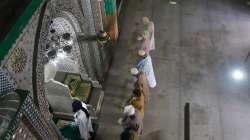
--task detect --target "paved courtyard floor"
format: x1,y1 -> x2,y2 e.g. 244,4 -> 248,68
97,0 -> 250,139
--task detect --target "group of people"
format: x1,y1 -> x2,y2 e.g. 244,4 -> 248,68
120,17 -> 157,140
68,17 -> 156,140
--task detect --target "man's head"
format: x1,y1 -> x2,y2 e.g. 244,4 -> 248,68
72,100 -> 82,113
137,29 -> 149,41
136,34 -> 144,41
130,67 -> 139,76
133,89 -> 141,97
142,16 -> 150,24
124,105 -> 135,116
137,49 -> 147,58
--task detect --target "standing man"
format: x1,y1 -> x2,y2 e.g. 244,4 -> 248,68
122,105 -> 143,136
126,89 -> 145,119
135,17 -> 155,55
142,17 -> 155,51
131,67 -> 149,103
137,50 -> 157,88
72,100 -> 94,140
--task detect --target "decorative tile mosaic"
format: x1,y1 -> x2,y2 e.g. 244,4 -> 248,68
46,16 -> 89,76
0,91 -> 58,140
35,2 -> 53,119
23,95 -> 58,139
50,0 -> 108,82
60,11 -> 94,80
0,1 -> 109,139
13,121 -> 37,140
1,7 -> 41,92
10,48 -> 27,73
0,71 -> 14,94
50,0 -> 95,80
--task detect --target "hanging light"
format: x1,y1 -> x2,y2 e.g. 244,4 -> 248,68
97,30 -> 110,46
62,33 -> 74,46
63,45 -> 72,53
231,68 -> 245,81
77,30 -> 110,47
47,49 -> 57,59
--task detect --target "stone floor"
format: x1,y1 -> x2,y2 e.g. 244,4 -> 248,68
97,0 -> 250,139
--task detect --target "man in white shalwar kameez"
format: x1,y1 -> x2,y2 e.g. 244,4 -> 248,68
72,100 -> 93,140
137,50 -> 156,88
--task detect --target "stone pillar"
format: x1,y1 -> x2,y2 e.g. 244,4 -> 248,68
90,0 -> 104,31
81,0 -> 104,82
100,0 -> 108,29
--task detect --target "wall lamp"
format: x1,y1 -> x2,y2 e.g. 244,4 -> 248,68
77,30 -> 111,47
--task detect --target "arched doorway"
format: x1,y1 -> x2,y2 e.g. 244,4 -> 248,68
43,16 -> 93,117
33,5 -> 105,138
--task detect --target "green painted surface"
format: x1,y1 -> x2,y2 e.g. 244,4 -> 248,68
104,0 -> 116,16
0,0 -> 45,62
